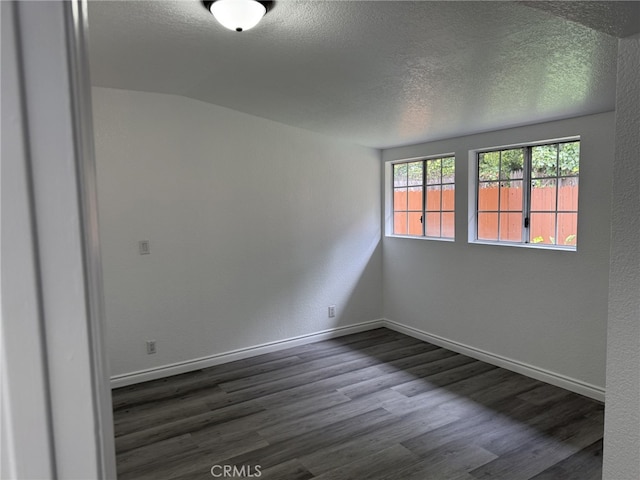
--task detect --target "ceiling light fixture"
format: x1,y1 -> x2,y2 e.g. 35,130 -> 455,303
204,0 -> 272,32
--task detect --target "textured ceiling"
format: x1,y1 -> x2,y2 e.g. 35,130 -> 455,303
87,1 -> 631,149
523,1 -> 640,38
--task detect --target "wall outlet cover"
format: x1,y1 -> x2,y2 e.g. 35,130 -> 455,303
139,240 -> 150,255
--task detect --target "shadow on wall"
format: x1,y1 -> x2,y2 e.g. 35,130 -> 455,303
223,223 -> 383,350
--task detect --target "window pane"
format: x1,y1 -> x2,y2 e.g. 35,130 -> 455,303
559,142 -> 579,177
478,152 -> 500,180
394,163 -> 407,187
479,151 -> 499,181
442,212 -> 455,239
530,212 -> 556,245
407,186 -> 423,210
477,212 -> 498,241
408,212 -> 423,236
478,182 -> 499,211
499,213 -> 522,242
500,149 -> 524,180
500,180 -> 522,211
426,159 -> 441,185
442,185 -> 455,211
393,212 -> 408,235
426,185 -> 441,211
473,141 -> 579,248
407,161 -> 423,186
557,213 -> 577,246
392,155 -> 457,241
558,178 -> 579,211
531,179 -> 557,212
532,144 -> 558,178
393,188 -> 407,212
442,157 -> 455,184
425,212 -> 440,237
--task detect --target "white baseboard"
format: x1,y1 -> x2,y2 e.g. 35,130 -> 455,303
110,319 -> 385,388
383,319 -> 605,402
111,317 -> 605,402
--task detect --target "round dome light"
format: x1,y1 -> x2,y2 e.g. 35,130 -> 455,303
209,0 -> 267,32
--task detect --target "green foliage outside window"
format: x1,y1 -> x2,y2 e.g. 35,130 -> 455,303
478,148 -> 524,185
532,141 -> 580,177
479,142 -> 579,186
395,158 -> 455,187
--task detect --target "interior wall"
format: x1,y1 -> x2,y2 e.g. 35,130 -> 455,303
92,87 -> 382,378
382,112 -> 614,393
603,33 -> 640,480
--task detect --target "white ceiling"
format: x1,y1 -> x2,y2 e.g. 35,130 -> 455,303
87,1 -> 637,149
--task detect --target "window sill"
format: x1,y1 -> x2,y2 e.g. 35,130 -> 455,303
385,234 -> 455,243
469,239 -> 576,252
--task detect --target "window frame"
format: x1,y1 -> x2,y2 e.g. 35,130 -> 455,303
469,137 -> 580,251
388,153 -> 456,241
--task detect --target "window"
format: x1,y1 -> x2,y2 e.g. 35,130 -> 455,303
475,140 -> 579,249
392,155 -> 455,239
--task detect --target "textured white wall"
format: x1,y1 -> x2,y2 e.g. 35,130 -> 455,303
92,87 -> 382,377
382,112 -> 614,393
603,33 -> 640,480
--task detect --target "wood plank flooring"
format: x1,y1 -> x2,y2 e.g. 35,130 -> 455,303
112,328 -> 604,480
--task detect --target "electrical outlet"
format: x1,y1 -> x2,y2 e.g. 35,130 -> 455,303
146,340 -> 157,354
139,240 -> 150,255
328,305 -> 336,318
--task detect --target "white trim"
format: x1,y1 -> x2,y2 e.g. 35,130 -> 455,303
386,151 -> 457,165
7,1 -> 116,478
385,235 -> 455,243
111,317 -> 605,402
64,1 -> 116,477
384,161 -> 393,236
1,3 -> 57,476
468,149 -> 479,244
469,239 -> 577,252
473,135 -> 581,154
383,319 -> 605,402
110,319 -> 385,388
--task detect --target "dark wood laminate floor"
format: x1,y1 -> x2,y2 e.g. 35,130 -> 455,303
112,328 -> 604,480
